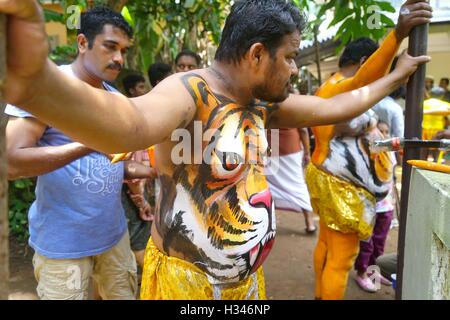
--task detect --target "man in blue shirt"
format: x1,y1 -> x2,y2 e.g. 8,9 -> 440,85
5,7 -> 153,300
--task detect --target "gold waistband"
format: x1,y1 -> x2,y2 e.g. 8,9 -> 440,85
140,238 -> 266,300
305,164 -> 376,240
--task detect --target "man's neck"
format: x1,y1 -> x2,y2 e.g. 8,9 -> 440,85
208,61 -> 254,105
339,64 -> 360,78
71,59 -> 104,89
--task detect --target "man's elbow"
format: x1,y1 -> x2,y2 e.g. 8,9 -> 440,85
7,165 -> 21,181
6,153 -> 26,180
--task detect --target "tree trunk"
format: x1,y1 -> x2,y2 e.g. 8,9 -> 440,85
0,13 -> 9,300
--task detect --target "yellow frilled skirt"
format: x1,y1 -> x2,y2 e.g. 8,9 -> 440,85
422,128 -> 441,141
140,238 -> 266,300
305,164 -> 376,240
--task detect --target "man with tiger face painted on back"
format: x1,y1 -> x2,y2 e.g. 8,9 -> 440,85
0,0 -> 432,299
306,0 -> 433,300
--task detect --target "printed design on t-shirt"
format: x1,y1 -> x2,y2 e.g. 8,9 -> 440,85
72,155 -> 122,195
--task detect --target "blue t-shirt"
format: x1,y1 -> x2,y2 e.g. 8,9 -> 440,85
5,64 -> 127,259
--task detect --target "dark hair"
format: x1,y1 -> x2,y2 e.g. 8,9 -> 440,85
78,6 -> 133,49
441,78 -> 450,85
148,63 -> 173,87
122,73 -> 145,96
215,0 -> 307,64
175,49 -> 202,66
338,37 -> 379,68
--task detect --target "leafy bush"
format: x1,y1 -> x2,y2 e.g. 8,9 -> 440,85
49,45 -> 78,65
8,179 -> 36,242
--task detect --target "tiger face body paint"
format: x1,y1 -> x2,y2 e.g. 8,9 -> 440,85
151,74 -> 278,284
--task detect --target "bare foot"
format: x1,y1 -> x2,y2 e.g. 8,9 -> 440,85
303,211 -> 317,233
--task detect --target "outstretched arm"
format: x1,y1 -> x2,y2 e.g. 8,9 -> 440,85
315,0 -> 432,98
17,62 -> 196,154
319,31 -> 399,98
270,52 -> 430,129
0,1 -> 196,154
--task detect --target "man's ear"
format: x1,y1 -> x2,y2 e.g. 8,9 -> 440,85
77,34 -> 89,54
248,43 -> 266,66
359,56 -> 368,66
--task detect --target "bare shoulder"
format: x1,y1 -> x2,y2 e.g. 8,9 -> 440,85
129,71 -> 213,135
145,70 -> 213,121
7,116 -> 46,133
150,70 -> 209,96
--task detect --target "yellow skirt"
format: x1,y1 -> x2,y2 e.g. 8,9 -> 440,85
422,128 -> 441,141
140,238 -> 267,300
305,164 -> 376,240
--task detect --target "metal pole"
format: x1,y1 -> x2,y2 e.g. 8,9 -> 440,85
396,22 -> 429,300
314,25 -> 322,86
0,13 -> 9,300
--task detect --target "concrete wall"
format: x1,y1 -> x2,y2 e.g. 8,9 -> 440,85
45,21 -> 68,49
403,168 -> 450,299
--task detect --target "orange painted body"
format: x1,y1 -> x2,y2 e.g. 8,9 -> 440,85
309,31 -> 401,300
312,31 -> 400,167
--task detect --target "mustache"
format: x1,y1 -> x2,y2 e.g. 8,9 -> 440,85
107,63 -> 122,71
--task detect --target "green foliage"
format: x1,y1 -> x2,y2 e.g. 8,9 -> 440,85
41,0 -> 397,71
125,0 -> 231,73
8,179 -> 36,242
291,0 -> 323,41
49,44 -> 78,64
41,0 -> 230,74
316,0 -> 396,51
43,7 -> 64,23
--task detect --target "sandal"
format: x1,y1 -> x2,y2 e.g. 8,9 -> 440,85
305,226 -> 317,234
355,274 -> 377,293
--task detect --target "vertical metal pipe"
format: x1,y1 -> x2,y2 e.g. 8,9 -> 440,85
396,22 -> 429,300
